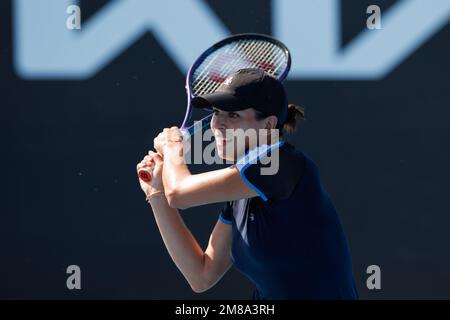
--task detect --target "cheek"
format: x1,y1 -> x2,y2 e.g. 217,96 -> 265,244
235,120 -> 263,134
251,119 -> 267,130
210,116 -> 217,130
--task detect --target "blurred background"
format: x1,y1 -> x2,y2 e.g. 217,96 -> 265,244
1,0 -> 449,299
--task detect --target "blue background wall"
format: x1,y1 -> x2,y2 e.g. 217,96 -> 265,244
1,0 -> 449,299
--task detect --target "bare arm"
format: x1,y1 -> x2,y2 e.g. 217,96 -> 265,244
149,195 -> 232,293
138,151 -> 232,293
161,143 -> 258,209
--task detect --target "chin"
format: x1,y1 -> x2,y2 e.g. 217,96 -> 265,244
216,140 -> 247,162
217,149 -> 234,162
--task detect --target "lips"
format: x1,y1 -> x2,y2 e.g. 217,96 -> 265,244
213,132 -> 230,142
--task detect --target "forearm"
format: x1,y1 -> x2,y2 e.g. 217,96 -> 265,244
147,193 -> 207,289
160,144 -> 256,209
162,145 -> 191,192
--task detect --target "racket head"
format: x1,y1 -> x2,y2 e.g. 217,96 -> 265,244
182,33 -> 291,129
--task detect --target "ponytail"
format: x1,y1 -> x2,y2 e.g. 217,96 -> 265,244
282,104 -> 305,134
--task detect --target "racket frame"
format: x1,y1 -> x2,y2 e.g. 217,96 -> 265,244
182,33 -> 291,131
139,33 -> 291,182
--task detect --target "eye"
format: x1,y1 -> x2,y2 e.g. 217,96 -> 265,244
228,112 -> 239,119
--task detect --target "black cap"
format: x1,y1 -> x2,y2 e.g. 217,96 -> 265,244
192,68 -> 288,127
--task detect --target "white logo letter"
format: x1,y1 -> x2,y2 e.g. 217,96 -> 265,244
366,5 -> 382,30
66,265 -> 81,290
366,265 -> 381,289
66,5 -> 81,30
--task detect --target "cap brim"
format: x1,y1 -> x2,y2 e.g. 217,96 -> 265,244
191,91 -> 246,111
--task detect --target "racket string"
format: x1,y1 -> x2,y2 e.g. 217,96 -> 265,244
241,40 -> 269,71
209,39 -> 270,89
194,39 -> 259,94
199,43 -> 258,93
194,39 -> 255,94
192,39 -> 288,97
194,40 -> 246,94
192,41 -> 240,93
197,41 -> 249,94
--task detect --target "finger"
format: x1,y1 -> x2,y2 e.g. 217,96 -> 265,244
154,144 -> 164,155
137,163 -> 150,171
139,157 -> 156,165
152,153 -> 164,165
137,162 -> 153,170
144,158 -> 156,166
148,150 -> 164,159
148,152 -> 160,163
144,155 -> 154,162
145,162 -> 154,168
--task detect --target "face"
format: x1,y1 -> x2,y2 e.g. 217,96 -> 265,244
210,106 -> 277,161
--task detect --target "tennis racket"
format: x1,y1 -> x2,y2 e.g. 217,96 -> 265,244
138,33 -> 291,182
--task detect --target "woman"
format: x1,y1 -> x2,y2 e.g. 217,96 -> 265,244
136,69 -> 358,299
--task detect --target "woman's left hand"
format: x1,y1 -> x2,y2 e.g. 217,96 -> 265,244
153,126 -> 184,155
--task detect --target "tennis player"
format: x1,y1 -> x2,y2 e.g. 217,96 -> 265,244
137,69 -> 358,299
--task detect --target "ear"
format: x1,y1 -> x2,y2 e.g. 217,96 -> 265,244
264,115 -> 278,130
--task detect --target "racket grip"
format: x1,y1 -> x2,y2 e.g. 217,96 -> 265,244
138,167 -> 153,182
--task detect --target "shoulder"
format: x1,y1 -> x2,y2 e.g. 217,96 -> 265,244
235,141 -> 306,201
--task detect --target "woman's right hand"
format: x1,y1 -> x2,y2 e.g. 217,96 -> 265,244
136,151 -> 164,197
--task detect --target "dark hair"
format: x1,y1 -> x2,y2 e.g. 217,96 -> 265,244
255,104 -> 306,135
